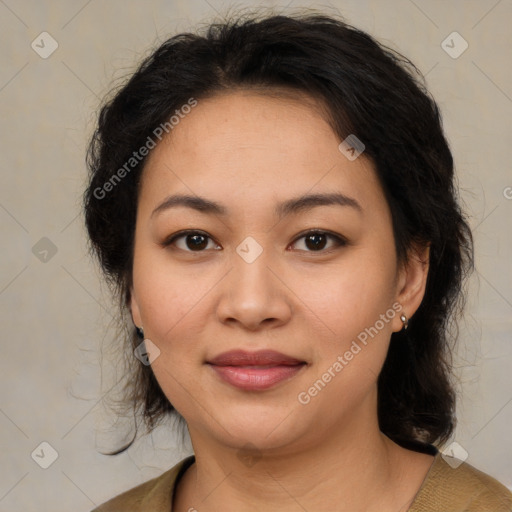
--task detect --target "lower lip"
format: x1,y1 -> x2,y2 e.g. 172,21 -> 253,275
208,364 -> 305,390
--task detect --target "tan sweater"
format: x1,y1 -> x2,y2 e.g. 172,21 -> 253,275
91,452 -> 512,511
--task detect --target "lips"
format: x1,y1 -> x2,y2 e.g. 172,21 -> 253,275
206,350 -> 306,390
207,349 -> 305,367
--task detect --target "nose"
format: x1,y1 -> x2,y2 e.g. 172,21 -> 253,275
215,245 -> 292,332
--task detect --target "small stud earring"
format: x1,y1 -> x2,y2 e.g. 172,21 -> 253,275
400,314 -> 409,331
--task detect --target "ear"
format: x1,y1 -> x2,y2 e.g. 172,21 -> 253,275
129,286 -> 143,328
392,242 -> 430,332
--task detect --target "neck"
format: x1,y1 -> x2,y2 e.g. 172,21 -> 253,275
173,394 -> 426,512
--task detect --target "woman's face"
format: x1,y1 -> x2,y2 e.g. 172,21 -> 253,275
131,90 -> 428,453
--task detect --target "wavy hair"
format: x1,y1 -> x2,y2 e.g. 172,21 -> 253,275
84,9 -> 474,454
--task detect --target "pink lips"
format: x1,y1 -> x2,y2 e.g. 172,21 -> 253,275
208,350 -> 306,391
207,350 -> 306,391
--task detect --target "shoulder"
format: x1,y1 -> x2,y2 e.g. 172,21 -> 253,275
90,455 -> 195,512
409,452 -> 512,512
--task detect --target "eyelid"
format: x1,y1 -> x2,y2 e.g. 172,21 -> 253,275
162,229 -> 220,250
289,229 -> 348,251
162,228 -> 348,253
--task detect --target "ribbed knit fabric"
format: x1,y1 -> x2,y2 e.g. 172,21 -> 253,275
91,453 -> 512,511
91,456 -> 194,512
409,452 -> 512,511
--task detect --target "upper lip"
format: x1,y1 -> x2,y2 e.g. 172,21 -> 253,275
207,350 -> 305,366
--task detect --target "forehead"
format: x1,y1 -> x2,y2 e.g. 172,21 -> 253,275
151,89 -> 335,164
139,90 -> 384,218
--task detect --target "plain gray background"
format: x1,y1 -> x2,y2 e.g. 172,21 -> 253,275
1,0 -> 511,510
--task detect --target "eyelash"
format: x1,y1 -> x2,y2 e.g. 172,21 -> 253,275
162,229 -> 348,254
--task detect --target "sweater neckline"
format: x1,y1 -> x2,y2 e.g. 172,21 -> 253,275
170,443 -> 439,508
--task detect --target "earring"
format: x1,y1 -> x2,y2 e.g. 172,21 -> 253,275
136,326 -> 144,339
400,314 -> 409,331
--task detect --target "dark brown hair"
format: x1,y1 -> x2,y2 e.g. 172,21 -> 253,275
84,9 -> 474,454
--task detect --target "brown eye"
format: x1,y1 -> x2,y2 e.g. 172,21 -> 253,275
290,230 -> 347,252
304,233 -> 328,250
164,230 -> 220,252
184,233 -> 209,250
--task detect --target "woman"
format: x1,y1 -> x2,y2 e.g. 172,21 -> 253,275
84,10 -> 512,512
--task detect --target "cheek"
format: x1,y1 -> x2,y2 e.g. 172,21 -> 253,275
132,259 -> 214,414
296,249 -> 397,343
293,251 -> 399,406
291,257 -> 398,419
132,248 -> 212,348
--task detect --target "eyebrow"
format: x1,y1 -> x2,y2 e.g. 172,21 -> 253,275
151,192 -> 363,219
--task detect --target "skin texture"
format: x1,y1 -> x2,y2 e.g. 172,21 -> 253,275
130,90 -> 433,512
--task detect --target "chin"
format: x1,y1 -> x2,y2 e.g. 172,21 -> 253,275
212,407 -> 308,452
